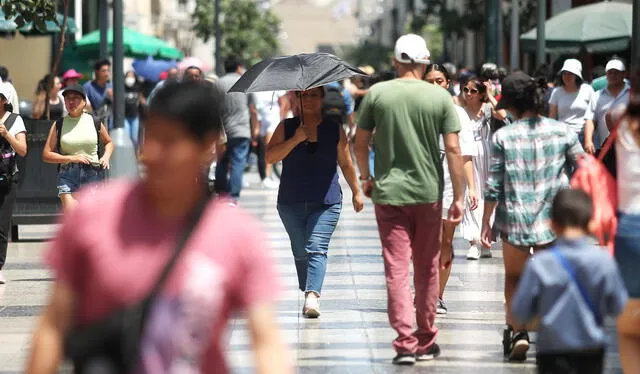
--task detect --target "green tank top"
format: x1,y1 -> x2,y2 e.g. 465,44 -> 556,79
60,113 -> 99,165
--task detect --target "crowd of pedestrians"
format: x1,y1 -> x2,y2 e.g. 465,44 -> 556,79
0,29 -> 636,374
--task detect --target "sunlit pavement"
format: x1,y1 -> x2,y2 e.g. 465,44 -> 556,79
0,172 -> 623,373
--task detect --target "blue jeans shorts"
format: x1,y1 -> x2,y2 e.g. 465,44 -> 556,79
57,163 -> 105,196
615,212 -> 640,298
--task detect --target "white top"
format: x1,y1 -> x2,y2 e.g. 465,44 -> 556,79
549,84 -> 594,133
585,85 -> 630,147
0,111 -> 27,154
616,119 -> 640,214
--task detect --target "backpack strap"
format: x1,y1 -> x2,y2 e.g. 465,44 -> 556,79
56,118 -> 64,154
551,246 -> 602,324
3,113 -> 18,131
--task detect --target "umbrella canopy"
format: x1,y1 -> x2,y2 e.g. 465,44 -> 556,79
520,1 -> 632,54
0,9 -> 78,34
132,57 -> 177,82
229,53 -> 366,93
75,27 -> 183,60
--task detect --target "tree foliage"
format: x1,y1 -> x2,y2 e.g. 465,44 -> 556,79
2,0 -> 70,118
1,0 -> 59,31
192,0 -> 281,66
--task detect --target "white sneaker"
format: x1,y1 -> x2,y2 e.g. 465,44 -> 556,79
303,293 -> 320,318
466,244 -> 480,260
261,178 -> 278,189
480,246 -> 492,258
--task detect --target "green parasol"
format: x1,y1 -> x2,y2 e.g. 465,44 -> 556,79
74,27 -> 184,60
520,1 -> 632,54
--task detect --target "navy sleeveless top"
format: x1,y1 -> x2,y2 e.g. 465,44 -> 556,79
277,117 -> 342,205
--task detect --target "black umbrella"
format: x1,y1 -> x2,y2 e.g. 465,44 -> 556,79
228,53 -> 367,93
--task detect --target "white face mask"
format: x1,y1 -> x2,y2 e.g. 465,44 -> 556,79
125,77 -> 136,87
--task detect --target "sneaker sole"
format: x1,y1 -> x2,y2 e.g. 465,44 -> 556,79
436,309 -> 447,315
508,340 -> 529,362
303,308 -> 320,318
392,357 -> 416,365
416,353 -> 440,361
466,255 -> 480,260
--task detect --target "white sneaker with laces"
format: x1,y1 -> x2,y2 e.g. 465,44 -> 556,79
466,244 -> 480,260
303,293 -> 320,318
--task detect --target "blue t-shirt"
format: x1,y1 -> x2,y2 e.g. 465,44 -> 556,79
83,81 -> 112,110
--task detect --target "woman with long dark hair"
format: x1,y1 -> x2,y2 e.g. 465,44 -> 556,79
613,73 -> 640,374
459,76 -> 508,260
32,75 -> 66,121
0,86 -> 27,284
423,64 -> 478,314
481,72 -> 583,361
267,86 -> 363,318
27,81 -> 291,373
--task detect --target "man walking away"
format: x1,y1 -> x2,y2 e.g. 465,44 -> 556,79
354,34 -> 466,366
214,57 -> 258,202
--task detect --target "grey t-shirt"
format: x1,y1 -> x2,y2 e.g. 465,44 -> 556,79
548,84 -> 594,134
214,73 -> 255,139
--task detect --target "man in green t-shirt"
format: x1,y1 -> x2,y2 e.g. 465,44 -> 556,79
354,34 -> 465,366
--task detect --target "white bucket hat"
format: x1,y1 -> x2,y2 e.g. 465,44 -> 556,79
560,59 -> 583,80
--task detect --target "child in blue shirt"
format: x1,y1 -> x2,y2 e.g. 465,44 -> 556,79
512,188 -> 628,373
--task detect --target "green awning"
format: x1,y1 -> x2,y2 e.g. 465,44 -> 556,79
520,2 -> 632,54
74,27 -> 184,61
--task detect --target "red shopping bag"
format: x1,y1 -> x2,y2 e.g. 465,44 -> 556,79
570,127 -> 618,254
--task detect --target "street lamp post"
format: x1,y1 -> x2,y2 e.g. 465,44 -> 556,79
109,0 -> 138,179
214,0 -> 222,75
536,0 -> 546,66
485,0 -> 500,64
510,0 -> 520,70
99,0 -> 108,59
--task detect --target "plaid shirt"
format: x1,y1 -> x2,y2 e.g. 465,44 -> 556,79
485,117 -> 584,246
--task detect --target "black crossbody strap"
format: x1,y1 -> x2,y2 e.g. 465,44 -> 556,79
145,197 -> 210,303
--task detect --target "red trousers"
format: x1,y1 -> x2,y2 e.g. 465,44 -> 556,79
375,202 -> 442,354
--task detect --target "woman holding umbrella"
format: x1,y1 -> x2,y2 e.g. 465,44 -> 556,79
266,86 -> 364,318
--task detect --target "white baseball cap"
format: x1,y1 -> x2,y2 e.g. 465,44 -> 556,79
560,59 -> 583,80
606,59 -> 625,72
0,84 -> 12,104
394,34 -> 431,65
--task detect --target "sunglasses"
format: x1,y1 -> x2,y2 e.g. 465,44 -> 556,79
463,87 -> 479,94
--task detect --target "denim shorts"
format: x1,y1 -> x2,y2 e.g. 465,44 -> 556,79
615,212 -> 640,298
57,163 -> 105,196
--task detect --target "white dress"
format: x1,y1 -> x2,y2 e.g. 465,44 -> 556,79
441,105 -> 477,219
461,104 -> 493,241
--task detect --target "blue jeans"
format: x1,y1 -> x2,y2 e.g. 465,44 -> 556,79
215,137 -> 250,198
277,202 -> 342,295
615,212 -> 640,298
124,116 -> 140,149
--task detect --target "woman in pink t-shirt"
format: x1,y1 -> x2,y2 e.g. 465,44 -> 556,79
26,81 -> 292,374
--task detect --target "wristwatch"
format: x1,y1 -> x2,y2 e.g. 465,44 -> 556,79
359,175 -> 371,181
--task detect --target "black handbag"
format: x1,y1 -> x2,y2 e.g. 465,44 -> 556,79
64,198 -> 209,374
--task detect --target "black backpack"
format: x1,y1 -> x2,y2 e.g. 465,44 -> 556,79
56,114 -> 104,159
0,113 -> 19,188
323,85 -> 347,123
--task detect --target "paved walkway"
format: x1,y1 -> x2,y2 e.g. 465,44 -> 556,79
0,179 -> 623,373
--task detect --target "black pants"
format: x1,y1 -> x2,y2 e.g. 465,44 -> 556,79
537,349 -> 604,374
0,179 -> 18,270
249,136 -> 267,181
